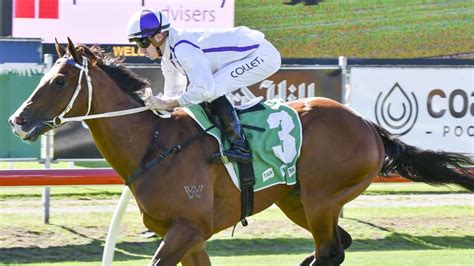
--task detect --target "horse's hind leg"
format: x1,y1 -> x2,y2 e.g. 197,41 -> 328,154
298,172 -> 375,266
276,188 -> 352,266
305,202 -> 345,266
338,226 -> 352,250
277,188 -> 353,249
296,225 -> 351,266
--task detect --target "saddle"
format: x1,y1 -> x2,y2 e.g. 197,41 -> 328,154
188,100 -> 301,181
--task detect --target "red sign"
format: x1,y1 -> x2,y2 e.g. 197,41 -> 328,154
15,0 -> 59,19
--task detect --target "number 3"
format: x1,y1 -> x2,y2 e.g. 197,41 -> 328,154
267,111 -> 297,163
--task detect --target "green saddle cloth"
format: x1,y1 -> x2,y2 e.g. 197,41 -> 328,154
183,99 -> 303,191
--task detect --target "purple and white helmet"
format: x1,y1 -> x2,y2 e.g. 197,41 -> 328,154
127,9 -> 170,41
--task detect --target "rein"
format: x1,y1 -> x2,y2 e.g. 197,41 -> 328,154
44,56 -> 152,128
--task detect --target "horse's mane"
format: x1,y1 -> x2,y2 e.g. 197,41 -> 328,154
78,45 -> 150,105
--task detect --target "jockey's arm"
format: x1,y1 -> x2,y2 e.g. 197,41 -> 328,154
147,45 -> 215,110
175,45 -> 215,106
162,62 -> 187,99
146,62 -> 187,110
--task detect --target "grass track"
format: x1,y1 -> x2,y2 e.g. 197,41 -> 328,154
235,0 -> 474,58
10,250 -> 473,266
1,183 -> 473,265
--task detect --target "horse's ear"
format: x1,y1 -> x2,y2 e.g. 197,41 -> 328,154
66,37 -> 79,62
55,38 -> 65,58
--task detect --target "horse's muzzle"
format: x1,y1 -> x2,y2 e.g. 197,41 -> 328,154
8,114 -> 49,142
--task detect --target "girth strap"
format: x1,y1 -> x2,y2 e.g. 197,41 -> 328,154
237,161 -> 256,226
200,101 -> 258,228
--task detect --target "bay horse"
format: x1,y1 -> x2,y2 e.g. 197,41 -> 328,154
8,39 -> 474,266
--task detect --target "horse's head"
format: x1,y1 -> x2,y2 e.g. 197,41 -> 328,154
8,38 -> 96,141
8,38 -> 149,142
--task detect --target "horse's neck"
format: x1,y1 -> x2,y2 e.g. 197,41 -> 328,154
84,73 -> 156,179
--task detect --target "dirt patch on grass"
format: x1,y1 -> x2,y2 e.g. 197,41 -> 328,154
1,194 -> 471,215
352,216 -> 474,235
0,198 -> 139,214
0,227 -> 88,248
0,223 -> 115,248
220,218 -> 310,239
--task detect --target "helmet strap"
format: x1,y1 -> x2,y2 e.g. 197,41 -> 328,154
150,33 -> 167,57
156,47 -> 163,57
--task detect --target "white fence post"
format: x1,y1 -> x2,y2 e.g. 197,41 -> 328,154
42,54 -> 54,224
102,185 -> 131,266
42,187 -> 50,224
339,56 -> 349,219
338,56 -> 349,106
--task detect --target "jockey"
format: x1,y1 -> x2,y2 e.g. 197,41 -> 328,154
127,8 -> 281,164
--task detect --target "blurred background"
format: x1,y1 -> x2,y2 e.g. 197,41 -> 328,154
0,1 -> 473,265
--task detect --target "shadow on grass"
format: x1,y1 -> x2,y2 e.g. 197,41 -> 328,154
345,217 -> 474,251
1,234 -> 473,264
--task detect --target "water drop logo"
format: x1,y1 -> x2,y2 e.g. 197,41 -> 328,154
375,83 -> 418,135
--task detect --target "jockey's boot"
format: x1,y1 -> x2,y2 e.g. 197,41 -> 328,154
209,96 -> 252,164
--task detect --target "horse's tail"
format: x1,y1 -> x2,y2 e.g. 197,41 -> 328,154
371,122 -> 474,192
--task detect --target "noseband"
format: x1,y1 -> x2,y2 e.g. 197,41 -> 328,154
44,55 -> 153,129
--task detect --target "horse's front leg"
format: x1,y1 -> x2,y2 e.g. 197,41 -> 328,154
181,242 -> 211,266
149,218 -> 210,266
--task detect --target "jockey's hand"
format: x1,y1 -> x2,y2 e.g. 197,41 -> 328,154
145,95 -> 179,110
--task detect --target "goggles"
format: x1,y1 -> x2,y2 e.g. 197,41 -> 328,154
133,37 -> 152,49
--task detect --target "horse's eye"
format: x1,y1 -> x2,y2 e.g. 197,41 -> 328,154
56,78 -> 66,86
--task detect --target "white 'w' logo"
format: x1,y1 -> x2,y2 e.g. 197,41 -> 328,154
184,185 -> 204,199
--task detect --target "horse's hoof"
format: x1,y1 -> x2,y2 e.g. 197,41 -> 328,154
299,254 -> 315,266
312,251 -> 345,266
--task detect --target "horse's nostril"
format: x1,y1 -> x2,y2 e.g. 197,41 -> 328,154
15,116 -> 27,125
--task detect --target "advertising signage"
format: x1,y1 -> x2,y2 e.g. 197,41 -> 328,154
349,67 -> 473,155
12,0 -> 234,44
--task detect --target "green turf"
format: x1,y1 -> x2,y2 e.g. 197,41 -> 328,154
6,249 -> 474,266
235,0 -> 474,58
1,192 -> 472,265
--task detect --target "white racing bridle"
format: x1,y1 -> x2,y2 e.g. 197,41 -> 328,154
45,55 -> 159,128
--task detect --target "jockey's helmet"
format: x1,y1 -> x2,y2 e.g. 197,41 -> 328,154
127,9 -> 170,42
